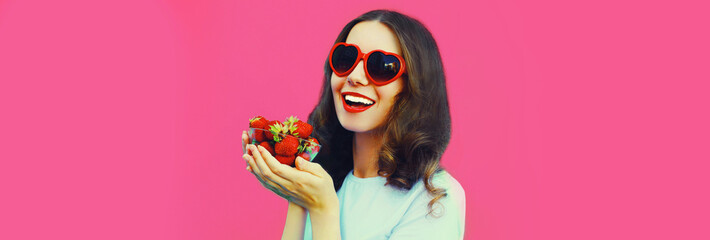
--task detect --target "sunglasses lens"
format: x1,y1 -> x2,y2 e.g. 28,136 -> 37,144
366,52 -> 401,83
331,45 -> 359,74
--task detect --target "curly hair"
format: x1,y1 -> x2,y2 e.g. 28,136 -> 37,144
308,9 -> 451,215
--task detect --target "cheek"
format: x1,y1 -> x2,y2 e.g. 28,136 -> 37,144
330,73 -> 344,93
331,74 -> 346,108
376,80 -> 404,106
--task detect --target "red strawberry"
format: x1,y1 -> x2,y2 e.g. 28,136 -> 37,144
249,116 -> 268,129
249,116 -> 269,142
275,135 -> 299,156
307,137 -> 319,145
297,152 -> 310,161
264,120 -> 282,140
292,120 -> 313,138
284,116 -> 313,138
251,130 -> 266,142
258,141 -> 275,156
275,154 -> 296,166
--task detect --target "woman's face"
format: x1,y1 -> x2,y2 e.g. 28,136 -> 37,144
331,21 -> 405,134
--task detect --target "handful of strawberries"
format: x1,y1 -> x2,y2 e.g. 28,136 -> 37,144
248,115 -> 320,166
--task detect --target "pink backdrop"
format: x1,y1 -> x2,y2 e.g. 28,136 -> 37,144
1,0 -> 708,239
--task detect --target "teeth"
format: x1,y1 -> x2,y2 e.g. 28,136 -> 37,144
344,95 -> 374,105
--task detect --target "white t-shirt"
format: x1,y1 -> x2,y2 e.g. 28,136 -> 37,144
304,170 -> 466,240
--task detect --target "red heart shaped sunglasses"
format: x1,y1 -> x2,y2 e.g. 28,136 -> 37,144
328,42 -> 406,86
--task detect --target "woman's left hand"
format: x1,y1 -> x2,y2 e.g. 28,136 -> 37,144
242,141 -> 339,214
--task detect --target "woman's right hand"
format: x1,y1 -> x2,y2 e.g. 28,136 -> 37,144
241,131 -> 299,201
242,131 -> 308,240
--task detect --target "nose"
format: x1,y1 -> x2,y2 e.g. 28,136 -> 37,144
346,59 -> 369,86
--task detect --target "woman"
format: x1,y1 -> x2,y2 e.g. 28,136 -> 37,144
242,9 -> 465,239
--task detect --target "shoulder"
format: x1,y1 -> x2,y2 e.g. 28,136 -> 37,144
396,170 -> 466,221
432,170 -> 465,199
388,170 -> 466,239
414,170 -> 466,216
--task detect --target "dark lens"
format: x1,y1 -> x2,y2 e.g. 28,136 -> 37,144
366,52 -> 401,83
331,45 -> 358,74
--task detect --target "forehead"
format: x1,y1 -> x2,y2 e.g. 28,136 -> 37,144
345,21 -> 402,55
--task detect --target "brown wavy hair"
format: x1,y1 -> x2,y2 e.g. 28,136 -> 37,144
307,10 -> 451,215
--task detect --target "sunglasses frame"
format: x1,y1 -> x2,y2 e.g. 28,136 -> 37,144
328,42 -> 406,86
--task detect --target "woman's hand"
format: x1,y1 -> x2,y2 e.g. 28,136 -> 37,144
241,131 -> 339,214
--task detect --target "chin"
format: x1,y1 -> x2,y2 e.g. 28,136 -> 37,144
337,116 -> 384,134
333,95 -> 385,134
338,118 -> 370,133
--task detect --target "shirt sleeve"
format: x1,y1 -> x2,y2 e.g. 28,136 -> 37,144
388,174 -> 466,240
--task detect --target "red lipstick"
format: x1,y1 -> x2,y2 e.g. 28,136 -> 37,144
341,92 -> 376,113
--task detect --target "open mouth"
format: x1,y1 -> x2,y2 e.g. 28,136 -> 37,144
342,92 -> 375,113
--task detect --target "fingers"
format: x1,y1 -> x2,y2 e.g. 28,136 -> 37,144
295,157 -> 328,177
295,156 -> 306,170
257,145 -> 305,181
242,131 -> 250,154
244,151 -> 294,195
248,145 -> 293,188
244,151 -> 262,176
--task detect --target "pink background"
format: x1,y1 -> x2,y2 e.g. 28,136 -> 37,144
1,0 -> 708,239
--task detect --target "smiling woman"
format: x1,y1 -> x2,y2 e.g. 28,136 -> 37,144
242,9 -> 464,240
330,21 -> 406,133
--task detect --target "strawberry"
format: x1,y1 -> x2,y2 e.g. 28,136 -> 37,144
297,152 -> 310,161
284,116 -> 313,138
284,116 -> 298,126
275,135 -> 299,156
296,142 -> 306,155
259,141 -> 275,156
307,137 -> 319,145
264,120 -> 282,141
249,116 -> 269,129
249,116 -> 269,142
253,131 -> 266,142
292,120 -> 313,138
275,154 -> 296,166
303,137 -> 320,154
282,116 -> 299,136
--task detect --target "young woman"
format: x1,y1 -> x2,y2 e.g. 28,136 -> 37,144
242,10 -> 465,240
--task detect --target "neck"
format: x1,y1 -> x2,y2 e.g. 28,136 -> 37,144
352,131 -> 382,178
